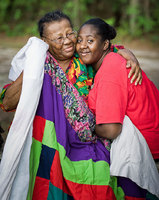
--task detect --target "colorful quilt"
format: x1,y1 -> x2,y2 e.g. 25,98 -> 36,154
27,53 -> 147,200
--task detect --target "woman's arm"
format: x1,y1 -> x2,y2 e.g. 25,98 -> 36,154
95,123 -> 122,140
117,48 -> 142,85
3,72 -> 23,111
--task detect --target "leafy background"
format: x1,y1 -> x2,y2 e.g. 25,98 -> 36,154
0,0 -> 159,45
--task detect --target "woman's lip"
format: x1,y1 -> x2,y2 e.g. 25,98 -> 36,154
64,46 -> 74,52
80,52 -> 90,56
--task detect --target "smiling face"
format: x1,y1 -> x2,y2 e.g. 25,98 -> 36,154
43,19 -> 76,62
76,24 -> 109,67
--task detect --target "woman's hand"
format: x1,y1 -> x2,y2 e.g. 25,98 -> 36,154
118,48 -> 142,85
3,72 -> 23,111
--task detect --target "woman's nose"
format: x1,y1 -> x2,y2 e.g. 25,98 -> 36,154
80,41 -> 87,49
63,36 -> 72,44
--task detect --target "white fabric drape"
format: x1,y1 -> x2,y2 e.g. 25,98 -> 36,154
0,37 -> 49,200
110,116 -> 159,198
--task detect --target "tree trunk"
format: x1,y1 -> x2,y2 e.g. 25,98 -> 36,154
73,0 -> 81,28
129,0 -> 139,34
143,0 -> 150,19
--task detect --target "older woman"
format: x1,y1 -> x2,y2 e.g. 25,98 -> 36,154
0,11 -> 144,200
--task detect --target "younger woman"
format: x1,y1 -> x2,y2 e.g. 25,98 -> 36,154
76,18 -> 159,199
76,18 -> 159,160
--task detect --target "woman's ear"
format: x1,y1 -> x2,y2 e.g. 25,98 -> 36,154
103,40 -> 109,50
42,37 -> 46,42
42,37 -> 49,45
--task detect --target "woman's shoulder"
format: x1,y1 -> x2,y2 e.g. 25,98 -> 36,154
101,52 -> 126,71
104,52 -> 126,65
98,52 -> 127,81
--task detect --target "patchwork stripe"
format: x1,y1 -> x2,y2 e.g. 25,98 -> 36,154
47,182 -> 73,200
37,144 -> 56,180
42,120 -> 56,149
27,139 -> 42,200
33,116 -> 46,142
32,177 -> 50,200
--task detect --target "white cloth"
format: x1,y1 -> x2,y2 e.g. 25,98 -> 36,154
8,37 -> 43,81
0,37 -> 49,200
110,116 -> 159,198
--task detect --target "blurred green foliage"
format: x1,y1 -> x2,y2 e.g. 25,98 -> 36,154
0,0 -> 158,40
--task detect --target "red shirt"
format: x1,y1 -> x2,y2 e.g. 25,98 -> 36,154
88,52 -> 159,159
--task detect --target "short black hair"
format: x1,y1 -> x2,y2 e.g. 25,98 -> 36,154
38,10 -> 73,37
80,18 -> 116,42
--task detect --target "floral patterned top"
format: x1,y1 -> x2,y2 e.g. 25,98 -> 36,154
44,51 -> 96,142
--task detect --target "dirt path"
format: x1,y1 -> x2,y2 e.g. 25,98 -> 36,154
0,47 -> 16,155
132,49 -> 159,89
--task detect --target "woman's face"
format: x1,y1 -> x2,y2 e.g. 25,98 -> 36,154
43,19 -> 76,61
76,24 -> 107,65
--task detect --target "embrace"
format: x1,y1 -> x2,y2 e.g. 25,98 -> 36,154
0,10 -> 159,200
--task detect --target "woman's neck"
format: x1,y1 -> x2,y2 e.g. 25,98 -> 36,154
93,49 -> 110,72
57,58 -> 72,72
48,51 -> 73,72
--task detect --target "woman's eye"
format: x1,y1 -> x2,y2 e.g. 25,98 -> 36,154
88,39 -> 93,43
56,37 -> 63,41
77,39 -> 82,43
68,32 -> 74,36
